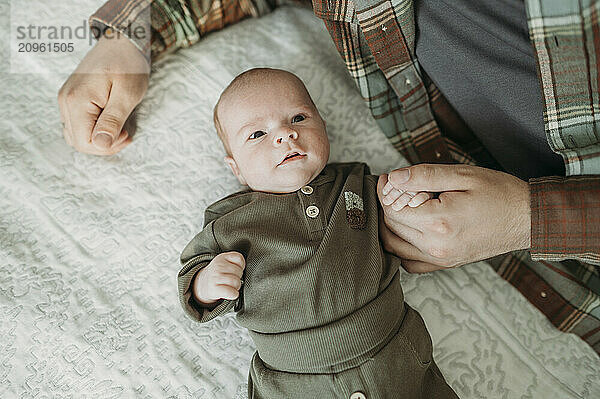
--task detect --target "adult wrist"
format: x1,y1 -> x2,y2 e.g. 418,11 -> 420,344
89,0 -> 152,63
511,178 -> 531,252
523,182 -> 532,249
97,27 -> 151,70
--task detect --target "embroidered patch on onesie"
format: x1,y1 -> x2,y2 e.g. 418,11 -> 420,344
344,191 -> 365,229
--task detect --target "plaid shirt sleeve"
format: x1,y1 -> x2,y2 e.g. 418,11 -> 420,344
89,0 -> 310,62
530,176 -> 600,265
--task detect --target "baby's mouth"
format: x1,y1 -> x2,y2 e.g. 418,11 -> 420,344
278,151 -> 306,166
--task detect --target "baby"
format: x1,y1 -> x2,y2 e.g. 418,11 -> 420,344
177,68 -> 457,398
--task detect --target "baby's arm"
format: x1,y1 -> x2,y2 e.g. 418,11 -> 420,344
381,177 -> 433,210
192,251 -> 245,306
179,218 -> 245,322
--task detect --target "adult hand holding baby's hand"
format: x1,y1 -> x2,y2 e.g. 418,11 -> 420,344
58,32 -> 150,155
377,164 -> 531,273
193,252 -> 246,305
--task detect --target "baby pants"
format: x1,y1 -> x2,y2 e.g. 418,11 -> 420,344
247,306 -> 458,399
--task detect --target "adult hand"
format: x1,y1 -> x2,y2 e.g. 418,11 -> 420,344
58,31 -> 150,155
377,164 -> 531,273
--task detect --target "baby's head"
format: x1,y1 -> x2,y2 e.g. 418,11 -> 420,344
214,68 -> 330,193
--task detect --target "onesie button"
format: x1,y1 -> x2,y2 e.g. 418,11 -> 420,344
306,205 -> 319,218
350,392 -> 366,399
301,185 -> 313,195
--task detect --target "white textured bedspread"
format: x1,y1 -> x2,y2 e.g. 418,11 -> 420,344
1,2 -> 599,398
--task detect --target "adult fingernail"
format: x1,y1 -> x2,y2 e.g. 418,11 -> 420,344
92,132 -> 113,149
393,169 -> 410,184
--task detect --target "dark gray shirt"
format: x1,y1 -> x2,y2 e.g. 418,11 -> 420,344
414,0 -> 565,180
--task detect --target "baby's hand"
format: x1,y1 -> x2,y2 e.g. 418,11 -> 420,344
192,251 -> 245,306
381,178 -> 432,211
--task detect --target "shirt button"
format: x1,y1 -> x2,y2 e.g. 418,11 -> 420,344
435,150 -> 442,159
306,205 -> 319,218
405,77 -> 411,86
350,392 -> 366,399
300,185 -> 313,195
540,291 -> 548,298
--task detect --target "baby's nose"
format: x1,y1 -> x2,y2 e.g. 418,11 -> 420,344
275,129 -> 298,144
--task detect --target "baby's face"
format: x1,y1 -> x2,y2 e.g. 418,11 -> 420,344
219,73 -> 330,193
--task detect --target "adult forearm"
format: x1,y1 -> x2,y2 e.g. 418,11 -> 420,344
530,175 -> 600,265
88,0 -> 286,62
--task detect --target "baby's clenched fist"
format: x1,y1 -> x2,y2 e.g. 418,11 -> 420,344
192,251 -> 245,306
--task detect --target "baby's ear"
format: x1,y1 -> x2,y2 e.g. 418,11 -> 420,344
224,156 -> 247,185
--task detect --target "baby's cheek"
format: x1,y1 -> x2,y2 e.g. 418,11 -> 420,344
317,135 -> 330,159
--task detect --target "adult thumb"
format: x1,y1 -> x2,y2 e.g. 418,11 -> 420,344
92,90 -> 131,149
388,164 -> 472,192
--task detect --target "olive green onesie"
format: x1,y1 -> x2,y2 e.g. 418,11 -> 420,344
178,162 -> 458,398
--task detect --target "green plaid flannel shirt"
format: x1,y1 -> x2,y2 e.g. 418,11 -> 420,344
91,0 -> 600,353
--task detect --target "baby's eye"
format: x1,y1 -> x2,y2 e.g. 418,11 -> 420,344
292,114 -> 305,123
249,130 -> 266,140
